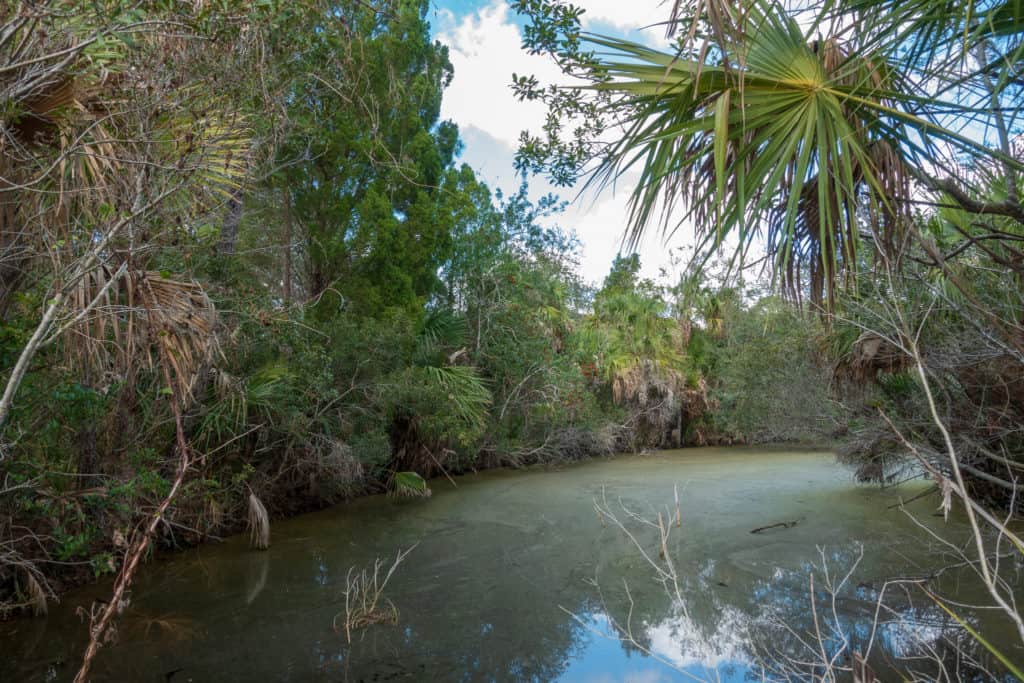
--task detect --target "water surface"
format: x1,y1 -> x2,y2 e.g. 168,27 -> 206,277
2,447 -> 1019,681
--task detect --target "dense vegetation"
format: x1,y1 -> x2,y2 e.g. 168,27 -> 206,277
0,0 -> 834,626
514,0 -> 1024,502
1,0 -> 1022,679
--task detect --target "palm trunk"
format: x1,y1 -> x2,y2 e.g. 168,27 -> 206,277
218,189 -> 244,256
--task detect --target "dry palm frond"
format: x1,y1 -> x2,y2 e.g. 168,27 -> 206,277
23,568 -> 48,617
677,318 -> 693,346
840,331 -> 910,385
68,268 -> 219,402
136,271 -> 219,401
611,359 -> 685,408
1,541 -> 54,617
247,491 -> 270,551
0,4 -> 252,317
206,498 -> 223,533
212,368 -> 240,401
124,611 -> 203,642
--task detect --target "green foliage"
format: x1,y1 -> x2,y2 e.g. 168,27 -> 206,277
390,471 -> 431,498
710,295 -> 836,443
23,0 -> 1023,625
268,0 -> 464,318
421,366 -> 491,434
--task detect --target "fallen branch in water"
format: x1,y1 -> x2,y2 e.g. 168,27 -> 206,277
750,520 -> 799,534
886,486 -> 937,509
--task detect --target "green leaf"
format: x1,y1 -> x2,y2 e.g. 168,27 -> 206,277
713,88 -> 731,231
390,471 -> 431,498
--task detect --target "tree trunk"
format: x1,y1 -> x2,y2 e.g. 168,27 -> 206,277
282,188 -> 292,306
218,189 -> 244,256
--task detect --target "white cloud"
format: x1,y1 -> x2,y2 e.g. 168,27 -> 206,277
577,0 -> 673,34
436,1 -> 687,286
437,0 -> 672,151
645,606 -> 751,671
438,1 -> 566,148
568,183 -> 686,285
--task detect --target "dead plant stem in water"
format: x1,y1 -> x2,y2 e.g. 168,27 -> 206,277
334,543 -> 418,644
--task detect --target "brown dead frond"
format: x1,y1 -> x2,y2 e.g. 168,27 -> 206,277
611,360 -> 684,407
0,2 -> 251,331
206,498 -> 223,534
123,611 -> 203,642
212,367 -> 240,401
136,271 -> 219,401
23,567 -> 48,617
68,267 -> 219,402
247,491 -> 270,551
608,359 -> 713,448
842,331 -> 910,385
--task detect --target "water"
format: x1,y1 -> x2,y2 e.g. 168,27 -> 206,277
2,447 -> 1020,682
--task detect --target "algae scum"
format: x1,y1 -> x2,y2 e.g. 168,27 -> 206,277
3,448 -> 1020,681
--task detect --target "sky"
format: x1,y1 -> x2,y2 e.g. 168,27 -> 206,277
429,0 -> 687,286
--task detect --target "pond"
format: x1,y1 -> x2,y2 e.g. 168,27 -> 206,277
2,447 -> 1020,681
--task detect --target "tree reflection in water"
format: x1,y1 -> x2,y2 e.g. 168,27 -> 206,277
578,521 -> 1020,682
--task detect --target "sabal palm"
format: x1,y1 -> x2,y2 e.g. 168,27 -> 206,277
1,12 -> 251,298
584,290 -> 684,383
584,0 -> 1023,307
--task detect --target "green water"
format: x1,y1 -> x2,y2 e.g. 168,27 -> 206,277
2,447 -> 1020,682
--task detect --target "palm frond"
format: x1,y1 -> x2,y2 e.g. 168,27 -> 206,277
69,268 -> 218,402
0,3 -> 253,316
416,309 -> 467,361
389,471 -> 431,498
247,491 -> 270,551
578,0 -> 1020,307
422,365 -> 491,430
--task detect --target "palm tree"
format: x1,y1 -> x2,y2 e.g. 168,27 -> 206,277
572,0 -> 1023,308
0,2 -> 254,426
519,0 -> 1024,657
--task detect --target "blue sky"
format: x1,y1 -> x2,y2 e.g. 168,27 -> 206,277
429,0 -> 686,286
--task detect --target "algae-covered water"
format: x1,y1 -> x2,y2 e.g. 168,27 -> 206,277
2,447 -> 1020,681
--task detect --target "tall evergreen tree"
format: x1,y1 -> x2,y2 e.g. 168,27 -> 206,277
271,0 -> 461,317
